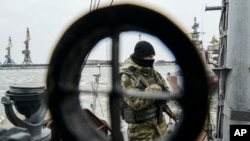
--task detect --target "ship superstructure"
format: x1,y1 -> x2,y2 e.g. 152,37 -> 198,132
166,17 -> 218,93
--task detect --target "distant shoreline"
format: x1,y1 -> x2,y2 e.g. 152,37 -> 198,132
0,61 -> 176,70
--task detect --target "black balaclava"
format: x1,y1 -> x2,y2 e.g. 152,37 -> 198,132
131,40 -> 155,67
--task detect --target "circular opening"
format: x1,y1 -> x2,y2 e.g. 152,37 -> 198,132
47,4 -> 208,141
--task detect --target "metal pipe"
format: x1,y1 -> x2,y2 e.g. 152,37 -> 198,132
205,6 -> 222,11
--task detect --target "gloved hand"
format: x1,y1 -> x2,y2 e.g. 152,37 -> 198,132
145,84 -> 162,92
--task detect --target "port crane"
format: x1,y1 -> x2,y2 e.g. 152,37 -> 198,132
3,36 -> 15,66
22,27 -> 33,65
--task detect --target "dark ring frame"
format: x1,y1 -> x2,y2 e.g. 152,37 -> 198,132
47,4 -> 208,141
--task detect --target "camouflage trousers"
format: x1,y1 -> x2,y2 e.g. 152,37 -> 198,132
127,117 -> 168,141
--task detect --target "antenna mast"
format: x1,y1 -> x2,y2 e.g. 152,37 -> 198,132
190,17 -> 203,49
3,36 -> 15,66
22,27 -> 33,65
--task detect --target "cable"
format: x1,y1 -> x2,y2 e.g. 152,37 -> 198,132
89,0 -> 93,12
96,0 -> 100,9
110,0 -> 114,6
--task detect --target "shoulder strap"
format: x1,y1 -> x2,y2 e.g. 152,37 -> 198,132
120,68 -> 148,89
120,68 -> 136,88
136,73 -> 150,87
122,68 -> 159,87
120,68 -> 133,77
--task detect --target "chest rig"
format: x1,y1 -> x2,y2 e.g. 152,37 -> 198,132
120,67 -> 164,124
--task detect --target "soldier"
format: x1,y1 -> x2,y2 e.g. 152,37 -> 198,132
120,40 -> 173,141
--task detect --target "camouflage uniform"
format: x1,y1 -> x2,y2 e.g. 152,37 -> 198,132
121,57 -> 169,141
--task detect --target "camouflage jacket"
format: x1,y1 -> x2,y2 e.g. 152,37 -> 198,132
120,57 -> 169,140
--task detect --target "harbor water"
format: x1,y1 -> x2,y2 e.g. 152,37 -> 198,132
0,64 -> 178,128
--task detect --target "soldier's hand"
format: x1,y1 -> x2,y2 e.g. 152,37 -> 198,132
145,84 -> 162,92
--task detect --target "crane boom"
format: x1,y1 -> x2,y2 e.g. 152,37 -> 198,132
24,28 -> 30,47
22,27 -> 33,65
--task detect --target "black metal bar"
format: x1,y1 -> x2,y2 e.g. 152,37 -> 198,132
205,6 -> 222,11
110,31 -> 124,141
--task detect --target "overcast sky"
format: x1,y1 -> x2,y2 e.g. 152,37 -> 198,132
0,0 -> 221,64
